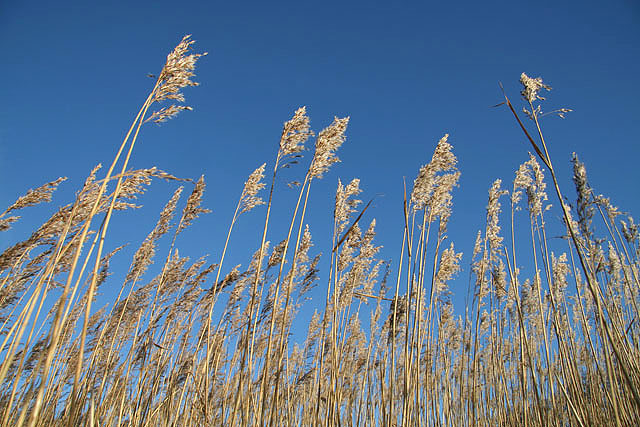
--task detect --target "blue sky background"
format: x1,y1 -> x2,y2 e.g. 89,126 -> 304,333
1,0 -> 639,328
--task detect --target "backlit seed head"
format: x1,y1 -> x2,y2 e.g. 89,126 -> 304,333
520,72 -> 551,104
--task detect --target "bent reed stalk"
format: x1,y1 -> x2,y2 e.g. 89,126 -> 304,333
0,37 -> 638,426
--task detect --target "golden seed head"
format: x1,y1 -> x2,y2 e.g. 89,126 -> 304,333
520,72 -> 551,104
280,107 -> 313,158
309,116 -> 349,180
147,35 -> 207,123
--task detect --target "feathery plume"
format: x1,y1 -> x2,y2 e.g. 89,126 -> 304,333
309,116 -> 349,179
268,239 -> 288,268
431,171 -> 460,228
512,158 -> 533,207
621,216 -> 638,249
239,163 -> 267,214
435,243 -> 463,296
572,153 -> 594,243
0,216 -> 20,232
492,259 -> 508,299
2,177 -> 67,215
551,252 -> 570,304
512,154 -> 548,217
519,73 -> 571,119
520,72 -> 551,104
125,187 -> 183,284
279,107 -> 314,158
411,134 -> 458,212
147,35 -> 207,123
486,179 -> 508,256
334,178 -> 362,235
527,154 -> 548,216
178,175 -> 211,233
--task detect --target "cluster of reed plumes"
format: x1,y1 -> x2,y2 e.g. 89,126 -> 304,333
1,36 -> 639,427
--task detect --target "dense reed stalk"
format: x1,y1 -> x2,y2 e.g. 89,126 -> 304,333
1,38 -> 638,426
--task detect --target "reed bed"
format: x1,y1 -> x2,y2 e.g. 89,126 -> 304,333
1,36 -> 638,427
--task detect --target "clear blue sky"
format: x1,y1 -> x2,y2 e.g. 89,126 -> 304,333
1,0 -> 639,324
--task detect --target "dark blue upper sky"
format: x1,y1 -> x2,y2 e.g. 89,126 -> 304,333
1,0 -> 639,319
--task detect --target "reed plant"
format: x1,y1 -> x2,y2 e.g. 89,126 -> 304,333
1,36 -> 638,426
